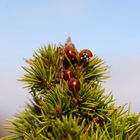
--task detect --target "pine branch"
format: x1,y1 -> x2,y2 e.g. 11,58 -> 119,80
3,40 -> 140,140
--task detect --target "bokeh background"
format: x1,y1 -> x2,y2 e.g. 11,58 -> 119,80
0,0 -> 140,137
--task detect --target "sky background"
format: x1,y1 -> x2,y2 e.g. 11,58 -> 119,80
0,0 -> 140,137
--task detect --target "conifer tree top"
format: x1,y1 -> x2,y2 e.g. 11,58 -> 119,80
2,38 -> 140,140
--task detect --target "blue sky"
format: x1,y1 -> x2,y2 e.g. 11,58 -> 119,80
0,0 -> 140,70
0,0 -> 140,136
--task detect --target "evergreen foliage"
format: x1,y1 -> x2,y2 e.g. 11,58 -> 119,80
2,39 -> 140,140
